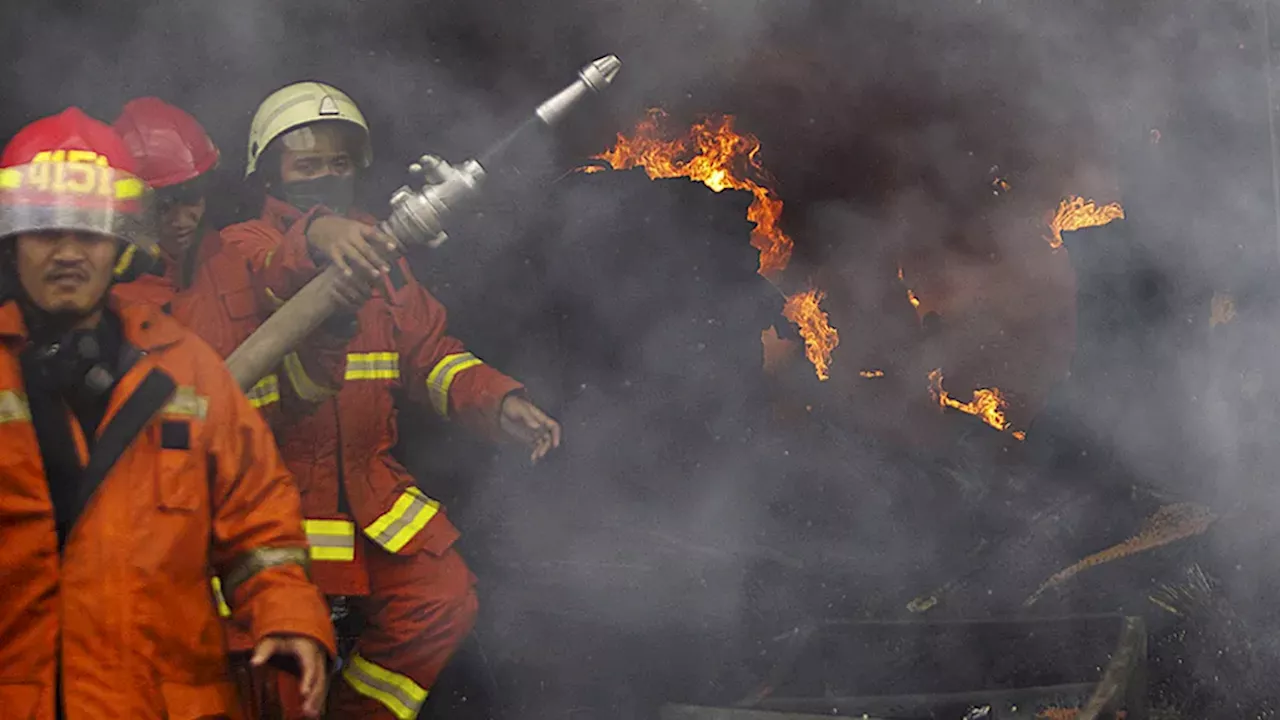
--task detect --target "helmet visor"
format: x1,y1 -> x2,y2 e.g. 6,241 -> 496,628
0,159 -> 156,250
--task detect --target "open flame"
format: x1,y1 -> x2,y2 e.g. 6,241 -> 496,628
1046,196 -> 1125,249
783,288 -> 839,381
907,288 -> 921,310
591,109 -> 839,379
928,369 -> 1025,440
898,265 -> 922,313
859,369 -> 885,378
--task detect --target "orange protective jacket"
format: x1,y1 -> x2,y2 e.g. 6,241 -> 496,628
0,300 -> 336,720
113,229 -> 348,425
222,197 -> 522,593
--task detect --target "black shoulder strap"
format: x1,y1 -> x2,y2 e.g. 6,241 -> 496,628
61,369 -> 176,547
19,350 -> 84,549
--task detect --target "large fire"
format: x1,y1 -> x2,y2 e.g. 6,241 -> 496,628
928,369 -> 1025,440
1046,196 -> 1125,249
591,109 -> 839,379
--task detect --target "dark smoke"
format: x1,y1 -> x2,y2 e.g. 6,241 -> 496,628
6,0 -> 1280,716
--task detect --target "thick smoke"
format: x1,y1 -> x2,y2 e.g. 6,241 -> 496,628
5,0 -> 1280,715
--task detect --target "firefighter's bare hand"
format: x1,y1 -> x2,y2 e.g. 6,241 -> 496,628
251,635 -> 329,718
499,394 -> 562,463
306,215 -> 400,282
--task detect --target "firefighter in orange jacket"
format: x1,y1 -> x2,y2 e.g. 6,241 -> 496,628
0,109 -> 336,719
222,82 -> 562,719
110,97 -> 351,418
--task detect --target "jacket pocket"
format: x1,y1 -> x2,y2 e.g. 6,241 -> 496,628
0,682 -> 44,719
220,288 -> 258,321
155,446 -> 202,513
160,680 -> 242,720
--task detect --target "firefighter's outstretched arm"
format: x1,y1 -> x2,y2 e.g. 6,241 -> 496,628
205,364 -> 337,717
392,261 -> 562,461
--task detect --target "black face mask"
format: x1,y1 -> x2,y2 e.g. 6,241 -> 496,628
277,174 -> 356,215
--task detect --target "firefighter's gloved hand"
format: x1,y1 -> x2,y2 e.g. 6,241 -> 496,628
305,215 -> 398,283
252,634 -> 329,718
499,394 -> 562,463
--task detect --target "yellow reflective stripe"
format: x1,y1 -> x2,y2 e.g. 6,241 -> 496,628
345,351 -> 400,380
246,374 -> 281,408
342,653 -> 428,720
426,352 -> 483,417
0,391 -> 31,424
264,286 -> 285,309
210,577 -> 232,618
364,487 -> 440,553
113,244 -> 137,277
221,546 -> 310,600
304,519 -> 357,562
164,386 -> 209,419
283,352 -> 339,402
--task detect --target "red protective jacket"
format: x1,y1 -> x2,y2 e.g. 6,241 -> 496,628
113,229 -> 348,426
221,197 -> 521,593
0,301 -> 335,720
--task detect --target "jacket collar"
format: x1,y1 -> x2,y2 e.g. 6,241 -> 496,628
261,195 -> 305,230
0,296 -> 184,352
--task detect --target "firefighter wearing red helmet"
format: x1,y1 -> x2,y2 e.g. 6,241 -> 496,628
222,82 -> 562,719
110,97 -> 358,717
111,97 -> 350,426
0,107 -> 336,719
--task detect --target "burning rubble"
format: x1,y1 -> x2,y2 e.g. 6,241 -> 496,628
928,368 -> 1026,440
590,109 -> 839,380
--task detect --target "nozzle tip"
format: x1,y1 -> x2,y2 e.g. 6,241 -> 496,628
581,55 -> 622,92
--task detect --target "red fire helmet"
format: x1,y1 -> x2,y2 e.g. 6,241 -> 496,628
113,97 -> 219,189
0,107 -> 154,246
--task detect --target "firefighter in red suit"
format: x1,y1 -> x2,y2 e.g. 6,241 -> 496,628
110,97 -> 356,717
222,81 -> 562,719
110,97 -> 349,419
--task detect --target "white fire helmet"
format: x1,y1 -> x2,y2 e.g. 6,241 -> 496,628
245,81 -> 372,178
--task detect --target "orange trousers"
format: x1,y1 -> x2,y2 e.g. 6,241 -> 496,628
234,543 -> 478,720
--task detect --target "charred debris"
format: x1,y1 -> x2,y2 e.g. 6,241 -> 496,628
385,152 -> 1280,718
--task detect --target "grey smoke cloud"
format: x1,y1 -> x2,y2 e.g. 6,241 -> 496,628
2,0 -> 1278,712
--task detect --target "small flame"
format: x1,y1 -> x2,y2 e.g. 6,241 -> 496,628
898,265 -> 923,313
1046,196 -> 1125,249
783,288 -> 839,381
928,369 -> 1024,439
859,369 -> 885,378
592,109 -> 840,379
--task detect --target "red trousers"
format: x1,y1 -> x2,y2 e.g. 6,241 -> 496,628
235,542 -> 478,720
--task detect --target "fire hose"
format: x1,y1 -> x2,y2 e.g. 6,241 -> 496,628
225,55 -> 622,390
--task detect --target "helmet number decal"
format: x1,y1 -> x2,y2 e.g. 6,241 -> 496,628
24,150 -> 118,198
